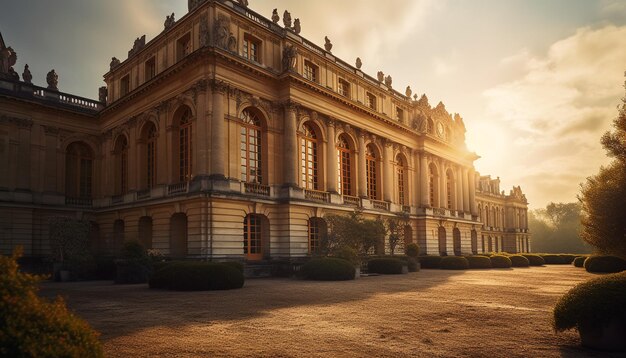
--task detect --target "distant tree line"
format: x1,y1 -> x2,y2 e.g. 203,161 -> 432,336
528,202 -> 591,254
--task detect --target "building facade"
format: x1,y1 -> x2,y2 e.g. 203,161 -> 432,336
0,0 -> 530,260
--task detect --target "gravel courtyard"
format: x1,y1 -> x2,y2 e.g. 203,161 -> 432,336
40,266 -> 625,358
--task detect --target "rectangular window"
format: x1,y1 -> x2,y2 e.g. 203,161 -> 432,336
120,75 -> 130,96
338,79 -> 349,97
304,61 -> 318,83
366,92 -> 376,110
396,107 -> 404,122
243,35 -> 261,63
144,57 -> 156,82
176,33 -> 191,62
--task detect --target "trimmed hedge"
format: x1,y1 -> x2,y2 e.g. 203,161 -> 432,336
553,271 -> 626,349
467,255 -> 492,269
149,261 -> 244,291
541,254 -> 565,264
559,254 -> 578,264
522,254 -> 545,266
1,249 -> 103,357
440,256 -> 469,270
332,246 -> 361,267
300,258 -> 355,281
222,261 -> 244,273
490,255 -> 512,268
573,256 -> 586,268
584,255 -> 626,274
509,255 -> 530,267
368,258 -> 405,274
405,243 -> 420,258
418,256 -> 442,269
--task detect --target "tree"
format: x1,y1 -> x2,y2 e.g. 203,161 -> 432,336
324,210 -> 386,255
579,72 -> 626,258
528,202 -> 590,254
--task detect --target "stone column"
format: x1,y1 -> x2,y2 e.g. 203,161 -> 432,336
210,81 -> 227,179
128,122 -> 138,191
439,161 -> 446,208
383,142 -> 393,202
326,120 -> 337,193
283,103 -> 298,186
357,132 -> 367,198
456,166 -> 464,212
420,152 -> 429,207
195,81 -> 209,175
462,168 -> 470,212
469,169 -> 477,215
412,149 -> 420,207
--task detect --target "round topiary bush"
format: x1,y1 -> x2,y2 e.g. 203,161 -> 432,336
440,256 -> 469,270
541,254 -> 565,264
490,255 -> 512,268
332,246 -> 361,267
573,256 -> 586,268
509,255 -> 530,267
559,254 -> 578,264
418,256 -> 442,269
0,248 -> 103,357
368,258 -> 405,274
300,257 -> 355,280
466,255 -> 492,269
522,254 -> 545,266
405,243 -> 420,258
149,261 -> 245,291
584,255 -> 626,274
553,271 -> 626,351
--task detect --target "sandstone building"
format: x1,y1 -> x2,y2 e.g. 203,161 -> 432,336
0,0 -> 530,260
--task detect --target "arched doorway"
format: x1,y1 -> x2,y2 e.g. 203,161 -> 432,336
138,216 -> 153,249
113,219 -> 125,254
471,230 -> 478,255
453,228 -> 461,256
170,213 -> 188,258
438,226 -> 447,256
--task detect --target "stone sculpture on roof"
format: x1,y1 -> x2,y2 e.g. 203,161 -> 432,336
405,86 -> 412,98
128,35 -> 146,57
164,13 -> 176,30
293,19 -> 301,34
283,11 -> 292,28
282,44 -> 297,72
324,36 -> 332,52
355,57 -> 362,69
46,69 -> 58,90
22,64 -> 32,83
110,57 -> 120,71
271,9 -> 279,23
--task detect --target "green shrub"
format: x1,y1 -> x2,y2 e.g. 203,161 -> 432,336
115,240 -> 152,284
405,243 -> 420,258
467,255 -> 492,269
490,255 -> 512,268
509,255 -> 530,267
440,256 -> 469,270
522,254 -> 545,266
300,258 -> 355,281
221,261 -> 244,273
332,246 -> 361,267
94,256 -> 116,279
149,261 -> 244,291
553,271 -> 626,335
0,248 -> 103,357
584,255 -> 626,274
559,254 -> 578,264
573,256 -> 586,268
541,254 -> 565,264
406,257 -> 419,272
418,256 -> 442,269
368,258 -> 405,274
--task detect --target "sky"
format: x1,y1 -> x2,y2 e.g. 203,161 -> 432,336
1,0 -> 625,209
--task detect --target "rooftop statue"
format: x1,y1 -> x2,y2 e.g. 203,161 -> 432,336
0,43 -> 17,77
46,69 -> 58,91
22,64 -> 32,83
236,0 -> 249,7
324,36 -> 332,52
282,44 -> 297,72
164,13 -> 176,30
188,0 -> 207,11
405,86 -> 412,98
355,57 -> 362,69
293,19 -> 301,34
384,75 -> 392,87
283,10 -> 292,28
128,35 -> 146,57
110,57 -> 121,71
377,71 -> 384,82
271,9 -> 279,23
99,86 -> 108,103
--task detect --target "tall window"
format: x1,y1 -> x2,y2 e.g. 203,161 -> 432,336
366,144 -> 377,199
115,136 -> 129,195
146,124 -> 157,189
309,219 -> 320,254
176,33 -> 191,61
240,108 -> 263,183
179,107 -> 193,182
446,170 -> 454,209
304,61 -> 317,82
429,163 -> 437,207
300,123 -> 318,190
243,35 -> 260,62
65,142 -> 93,198
396,107 -> 404,122
336,135 -> 352,196
366,92 -> 377,110
396,155 -> 406,206
244,214 -> 263,260
338,79 -> 349,97
120,75 -> 130,96
145,57 -> 156,82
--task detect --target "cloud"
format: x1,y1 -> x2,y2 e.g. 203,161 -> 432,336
469,25 -> 626,208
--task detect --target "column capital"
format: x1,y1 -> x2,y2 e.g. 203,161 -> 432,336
210,79 -> 230,94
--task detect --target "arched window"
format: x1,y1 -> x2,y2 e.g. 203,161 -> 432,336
446,169 -> 454,209
240,108 -> 263,183
429,163 -> 438,207
308,217 -> 327,254
486,206 -> 491,227
65,142 -> 93,199
336,135 -> 352,196
114,136 -> 129,195
365,144 -> 377,200
145,123 -> 157,189
300,123 -> 318,190
396,154 -> 406,205
178,107 -> 193,182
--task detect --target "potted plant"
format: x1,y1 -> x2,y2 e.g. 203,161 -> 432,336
49,217 -> 91,282
405,242 -> 420,272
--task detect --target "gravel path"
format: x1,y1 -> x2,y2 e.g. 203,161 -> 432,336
40,266 -> 626,357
